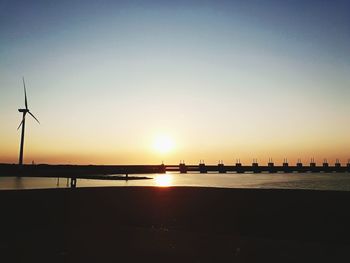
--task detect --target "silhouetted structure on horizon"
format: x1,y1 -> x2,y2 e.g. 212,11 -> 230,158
17,77 -> 40,165
165,160 -> 350,173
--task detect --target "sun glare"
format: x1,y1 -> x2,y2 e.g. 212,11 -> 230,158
155,174 -> 172,187
153,135 -> 175,154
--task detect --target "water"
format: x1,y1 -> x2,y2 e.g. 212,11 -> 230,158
1,172 -> 350,191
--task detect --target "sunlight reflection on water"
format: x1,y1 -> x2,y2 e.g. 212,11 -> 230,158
1,172 -> 350,191
154,174 -> 173,187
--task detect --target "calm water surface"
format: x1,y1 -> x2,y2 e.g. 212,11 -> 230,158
1,172 -> 350,191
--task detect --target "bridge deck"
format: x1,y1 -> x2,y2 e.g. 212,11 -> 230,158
166,165 -> 349,173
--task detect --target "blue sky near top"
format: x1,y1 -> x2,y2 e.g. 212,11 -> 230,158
0,0 -> 349,164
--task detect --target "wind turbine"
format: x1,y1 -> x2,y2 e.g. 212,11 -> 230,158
17,77 -> 40,165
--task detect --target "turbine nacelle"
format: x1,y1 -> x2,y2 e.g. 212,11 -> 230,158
17,77 -> 40,130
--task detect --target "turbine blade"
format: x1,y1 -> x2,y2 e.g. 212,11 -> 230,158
17,112 -> 27,130
23,77 -> 28,110
28,111 -> 40,124
17,120 -> 23,130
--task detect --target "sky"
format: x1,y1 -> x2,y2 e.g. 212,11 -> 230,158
0,0 -> 349,165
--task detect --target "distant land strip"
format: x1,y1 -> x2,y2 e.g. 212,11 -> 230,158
1,162 -> 350,178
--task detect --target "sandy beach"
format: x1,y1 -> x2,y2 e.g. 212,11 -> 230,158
1,186 -> 350,262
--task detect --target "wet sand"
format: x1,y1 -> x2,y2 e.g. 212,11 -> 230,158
1,187 -> 350,262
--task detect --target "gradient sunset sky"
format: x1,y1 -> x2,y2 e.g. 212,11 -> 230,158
0,0 -> 349,165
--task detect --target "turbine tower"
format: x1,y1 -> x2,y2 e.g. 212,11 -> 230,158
17,77 -> 40,165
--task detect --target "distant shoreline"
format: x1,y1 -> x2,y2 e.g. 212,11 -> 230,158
1,162 -> 349,177
0,163 -> 160,180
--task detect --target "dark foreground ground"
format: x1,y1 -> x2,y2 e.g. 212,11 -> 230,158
1,187 -> 350,262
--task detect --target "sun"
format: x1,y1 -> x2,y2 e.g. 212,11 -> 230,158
153,135 -> 175,154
